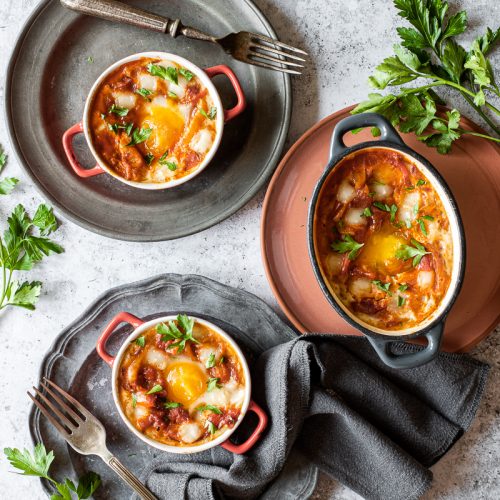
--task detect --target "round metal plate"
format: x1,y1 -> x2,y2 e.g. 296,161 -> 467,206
5,0 -> 291,241
29,274 -> 318,498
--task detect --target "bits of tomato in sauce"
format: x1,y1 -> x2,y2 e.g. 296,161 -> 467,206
89,58 -> 218,183
117,318 -> 245,447
314,148 -> 453,331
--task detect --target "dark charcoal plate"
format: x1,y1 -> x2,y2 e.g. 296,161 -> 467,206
5,0 -> 291,241
29,274 -> 318,499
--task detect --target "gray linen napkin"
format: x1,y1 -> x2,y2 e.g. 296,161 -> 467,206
141,334 -> 489,500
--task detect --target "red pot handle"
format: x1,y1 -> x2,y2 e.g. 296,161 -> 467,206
62,122 -> 105,178
204,65 -> 246,122
96,312 -> 144,367
220,400 -> 268,454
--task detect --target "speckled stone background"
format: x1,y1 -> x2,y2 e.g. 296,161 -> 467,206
0,0 -> 498,499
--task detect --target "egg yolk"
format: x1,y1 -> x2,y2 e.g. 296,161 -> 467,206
165,361 -> 206,407
357,224 -> 407,274
142,103 -> 185,156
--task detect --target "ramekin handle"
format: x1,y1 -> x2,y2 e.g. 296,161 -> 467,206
96,312 -> 144,367
204,65 -> 246,122
220,400 -> 268,454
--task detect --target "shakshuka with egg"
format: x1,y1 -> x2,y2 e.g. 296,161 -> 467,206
89,58 -> 218,183
314,148 -> 453,331
118,315 -> 245,446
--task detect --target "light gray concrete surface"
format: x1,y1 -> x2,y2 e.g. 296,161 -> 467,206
0,0 -> 498,498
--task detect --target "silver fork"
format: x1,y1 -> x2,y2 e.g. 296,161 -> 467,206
60,0 -> 307,75
29,378 -> 157,500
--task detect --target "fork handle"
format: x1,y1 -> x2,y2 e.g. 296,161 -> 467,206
105,455 -> 158,500
60,0 -> 181,36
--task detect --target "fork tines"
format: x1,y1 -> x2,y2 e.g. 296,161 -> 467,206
28,378 -> 88,438
248,33 -> 307,75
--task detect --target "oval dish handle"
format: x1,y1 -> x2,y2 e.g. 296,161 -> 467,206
366,322 -> 444,370
221,400 -> 268,454
96,312 -> 144,367
330,112 -> 405,160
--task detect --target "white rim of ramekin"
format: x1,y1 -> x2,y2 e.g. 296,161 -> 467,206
82,52 -> 225,190
110,315 -> 251,454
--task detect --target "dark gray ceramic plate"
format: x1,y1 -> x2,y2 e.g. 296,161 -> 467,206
29,274 -> 318,499
5,0 -> 291,241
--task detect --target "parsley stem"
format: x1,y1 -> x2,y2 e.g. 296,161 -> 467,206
460,130 -> 500,143
461,93 -> 500,135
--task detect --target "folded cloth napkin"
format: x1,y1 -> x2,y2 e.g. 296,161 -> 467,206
140,334 -> 489,500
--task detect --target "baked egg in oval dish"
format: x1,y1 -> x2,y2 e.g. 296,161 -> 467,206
88,57 -> 220,184
313,147 -> 454,332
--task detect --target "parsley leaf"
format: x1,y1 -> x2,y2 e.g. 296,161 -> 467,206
372,280 -> 393,296
396,238 -> 431,267
144,153 -> 154,165
417,214 -> 434,235
127,127 -> 152,146
399,283 -> 409,292
207,377 -> 221,391
164,401 -> 182,409
168,91 -> 178,99
147,63 -> 178,84
179,68 -> 194,81
416,179 -> 426,186
196,404 -> 222,414
373,202 -> 398,221
132,394 -> 137,408
0,146 -> 19,195
331,234 -> 364,260
134,336 -> 145,347
207,421 -> 217,434
156,314 -> 199,353
146,384 -> 163,395
108,104 -> 129,117
135,88 -> 153,99
362,207 -> 373,217
206,352 -> 216,368
4,444 -> 101,499
398,295 -> 406,307
199,107 -> 217,120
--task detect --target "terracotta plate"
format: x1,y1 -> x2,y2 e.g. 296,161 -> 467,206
261,106 -> 500,352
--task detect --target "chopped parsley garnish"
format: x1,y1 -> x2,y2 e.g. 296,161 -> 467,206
405,185 -> 415,191
164,401 -> 182,409
147,63 -> 178,84
146,384 -> 163,395
219,356 -> 225,364
168,91 -> 178,99
398,283 -> 408,292
372,280 -> 393,296
156,314 -> 199,353
405,219 -> 412,229
144,153 -> 154,165
417,215 -> 434,235
413,203 -> 419,216
179,68 -> 194,81
127,127 -> 152,146
373,202 -> 398,221
109,122 -> 134,135
109,104 -> 129,117
416,180 -> 426,186
199,107 -> 217,120
196,405 -> 222,414
207,421 -> 217,434
396,239 -> 431,267
158,152 -> 177,171
86,56 -> 94,63
206,353 -> 216,369
362,207 -> 373,217
135,88 -> 153,99
207,377 -> 221,391
331,234 -> 364,260
398,295 -> 406,307
134,336 -> 145,347
132,394 -> 137,408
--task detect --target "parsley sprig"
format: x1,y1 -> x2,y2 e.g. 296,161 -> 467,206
352,0 -> 500,153
156,314 -> 200,353
396,238 -> 431,266
0,146 -> 18,195
4,444 -> 101,499
147,63 -> 179,84
0,204 -> 63,311
331,234 -> 364,260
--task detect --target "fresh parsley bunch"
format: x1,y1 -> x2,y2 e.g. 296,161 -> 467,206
4,444 -> 101,499
0,203 -> 63,311
353,0 -> 500,153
